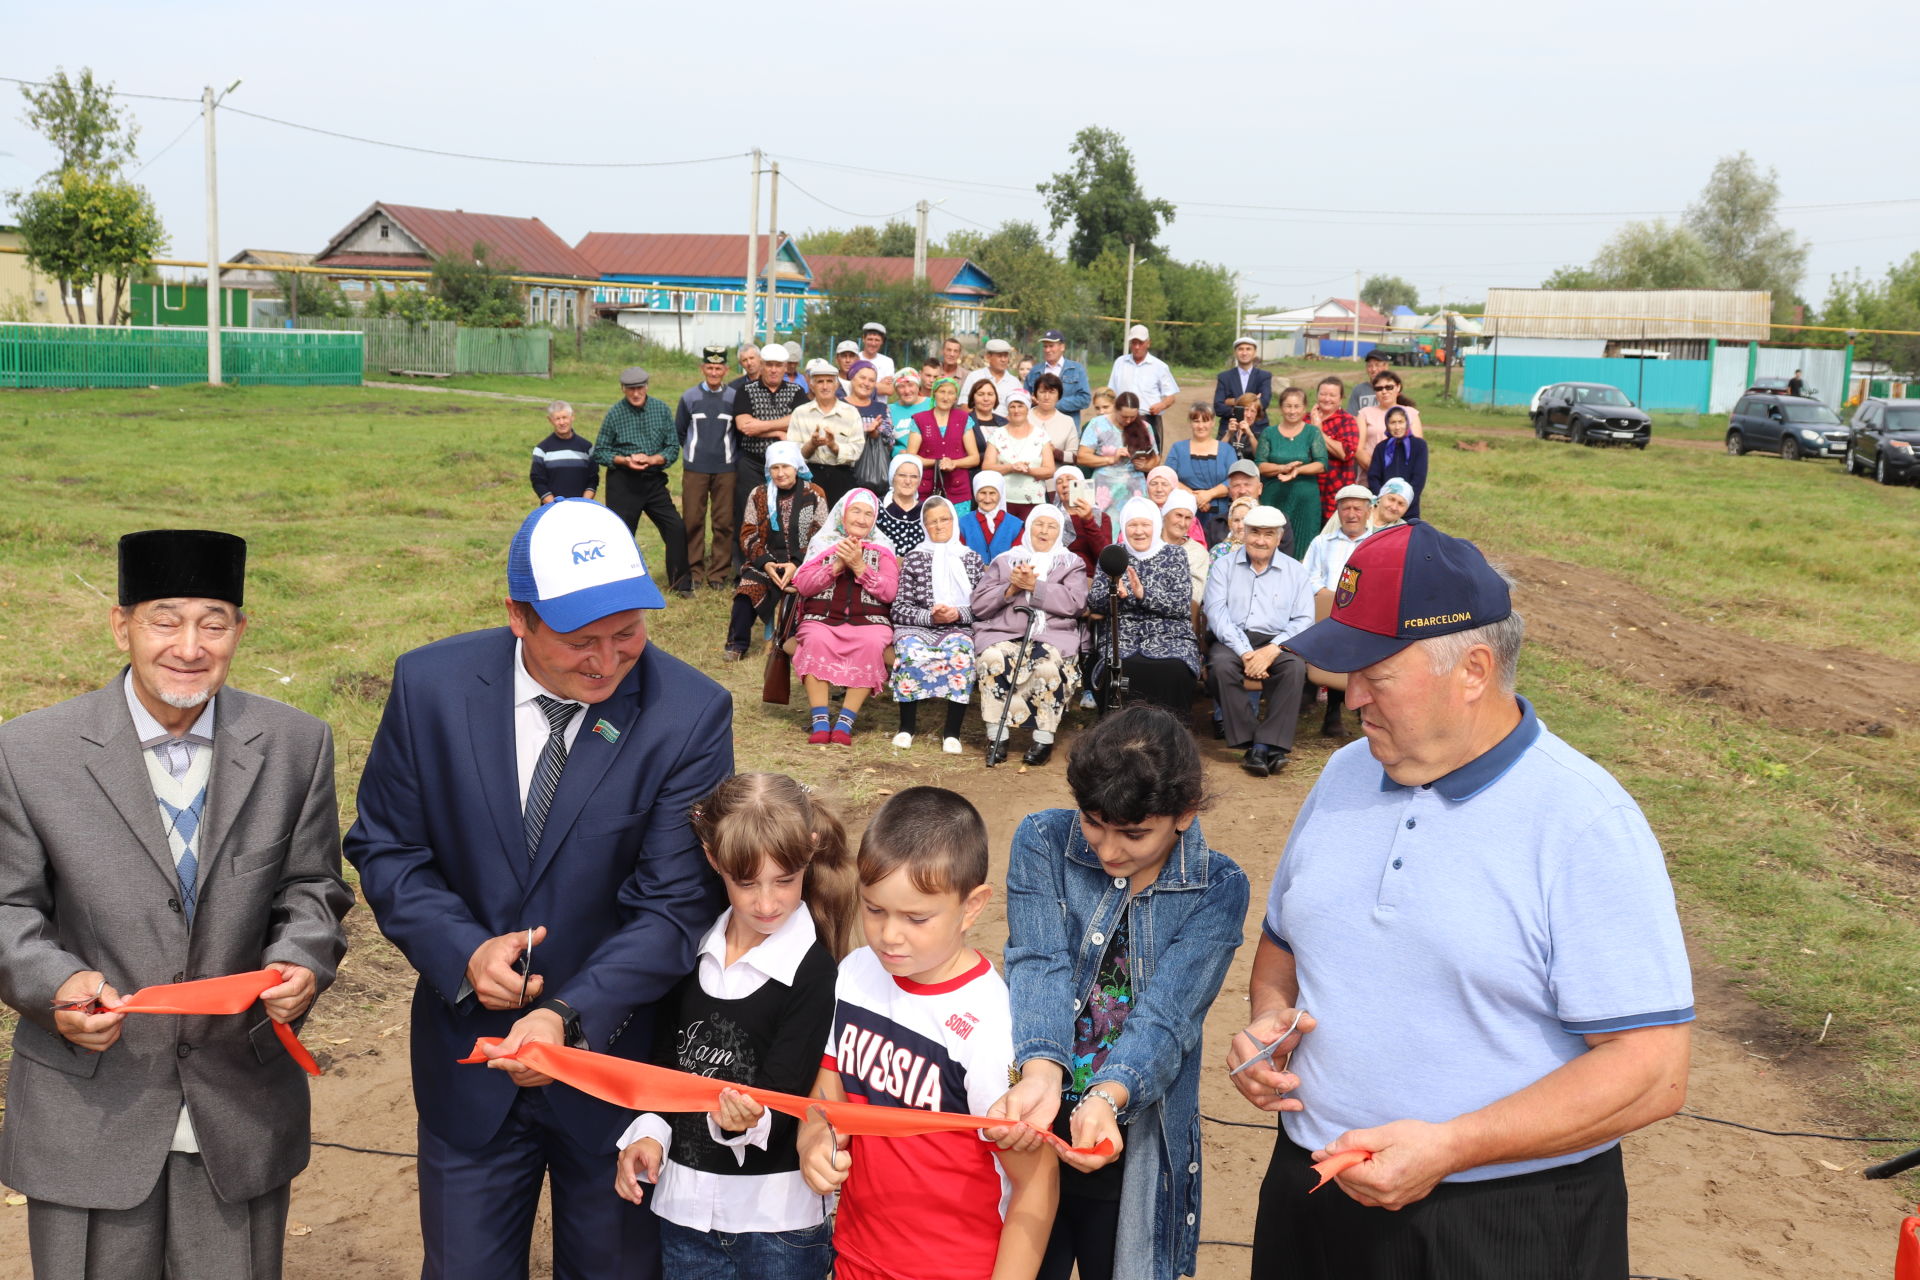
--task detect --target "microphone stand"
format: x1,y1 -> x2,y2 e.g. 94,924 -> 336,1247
1105,572 -> 1129,711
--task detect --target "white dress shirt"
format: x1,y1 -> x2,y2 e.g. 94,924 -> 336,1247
1108,353 -> 1180,410
959,368 -> 1024,411
616,908 -> 827,1233
512,640 -> 584,807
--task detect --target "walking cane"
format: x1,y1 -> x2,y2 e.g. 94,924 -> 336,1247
986,604 -> 1042,768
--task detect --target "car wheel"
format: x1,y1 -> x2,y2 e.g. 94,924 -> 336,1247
1532,413 -> 1547,439
1781,435 -> 1802,462
1634,440 -> 1648,451
1845,447 -> 1861,475
1726,430 -> 1746,456
1572,423 -> 1587,446
1878,456 -> 1892,485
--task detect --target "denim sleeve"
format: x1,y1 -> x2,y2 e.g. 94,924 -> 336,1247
1004,812 -> 1077,1073
1090,866 -> 1249,1117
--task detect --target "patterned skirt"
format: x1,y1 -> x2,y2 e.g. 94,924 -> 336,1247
889,633 -> 977,704
978,639 -> 1079,736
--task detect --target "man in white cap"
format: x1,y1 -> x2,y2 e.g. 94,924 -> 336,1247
960,337 -> 1024,410
833,339 -> 862,392
731,340 -> 808,562
347,500 -> 731,1280
1301,483 -> 1375,737
1108,323 -> 1180,448
0,529 -> 352,1280
1214,335 -> 1272,429
858,320 -> 896,392
1202,505 -> 1315,777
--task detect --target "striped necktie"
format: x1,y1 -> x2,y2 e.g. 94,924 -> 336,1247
523,695 -> 579,860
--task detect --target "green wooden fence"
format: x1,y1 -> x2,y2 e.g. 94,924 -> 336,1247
294,317 -> 550,376
0,323 -> 363,388
456,326 -> 550,376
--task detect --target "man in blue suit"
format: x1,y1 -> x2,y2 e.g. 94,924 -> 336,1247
345,499 -> 731,1280
1024,328 -> 1093,424
1214,336 -> 1274,451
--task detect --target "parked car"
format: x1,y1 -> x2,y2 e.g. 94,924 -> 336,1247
1747,376 -> 1820,399
1845,398 -> 1920,484
1725,393 -> 1848,461
1530,382 -> 1652,448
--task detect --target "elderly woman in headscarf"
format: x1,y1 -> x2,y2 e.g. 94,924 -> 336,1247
887,496 -> 985,754
789,487 -> 899,746
1212,495 -> 1256,562
1149,464 -> 1208,548
956,469 -> 1024,561
1086,495 -> 1201,715
728,440 -> 828,662
1364,405 -> 1428,520
1161,489 -> 1211,615
1048,464 -> 1111,571
971,503 -> 1088,768
875,453 -> 927,555
1369,476 -> 1416,532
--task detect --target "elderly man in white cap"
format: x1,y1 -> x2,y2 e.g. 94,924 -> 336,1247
960,336 -> 1024,410
1301,483 -> 1375,736
1214,335 -> 1273,430
730,340 -> 809,563
1109,323 -> 1181,448
1202,504 -> 1316,777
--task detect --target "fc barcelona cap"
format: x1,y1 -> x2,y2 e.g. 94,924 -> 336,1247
507,499 -> 665,631
1282,520 -> 1510,673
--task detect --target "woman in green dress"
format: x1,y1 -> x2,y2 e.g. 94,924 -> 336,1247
1254,386 -> 1327,560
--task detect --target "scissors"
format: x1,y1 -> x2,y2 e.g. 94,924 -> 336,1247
517,928 -> 534,1007
1230,1009 -> 1304,1078
50,976 -> 107,1015
809,1105 -> 845,1223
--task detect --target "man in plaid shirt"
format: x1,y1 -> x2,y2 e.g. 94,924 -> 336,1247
592,367 -> 692,597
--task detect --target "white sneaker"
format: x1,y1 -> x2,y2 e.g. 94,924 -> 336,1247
891,732 -> 913,749
941,737 -> 963,755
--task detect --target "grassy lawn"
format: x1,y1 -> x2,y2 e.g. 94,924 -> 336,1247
3,379 -> 1919,1143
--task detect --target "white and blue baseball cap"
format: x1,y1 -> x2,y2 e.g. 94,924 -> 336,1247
507,499 -> 665,630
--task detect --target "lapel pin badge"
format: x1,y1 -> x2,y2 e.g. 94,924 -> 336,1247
593,718 -> 620,743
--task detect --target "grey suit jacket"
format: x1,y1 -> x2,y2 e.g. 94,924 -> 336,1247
0,677 -> 353,1209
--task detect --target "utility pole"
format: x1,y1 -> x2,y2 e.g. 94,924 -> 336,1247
1123,240 -> 1136,339
764,160 -> 780,348
913,200 -> 929,283
745,148 -> 762,345
203,85 -> 222,385
1352,268 -> 1361,365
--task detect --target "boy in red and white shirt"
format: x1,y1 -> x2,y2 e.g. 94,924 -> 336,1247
801,787 -> 1056,1280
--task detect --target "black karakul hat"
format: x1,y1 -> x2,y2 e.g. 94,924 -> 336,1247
117,529 -> 247,607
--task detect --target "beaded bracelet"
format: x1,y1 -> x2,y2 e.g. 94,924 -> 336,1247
1074,1085 -> 1123,1119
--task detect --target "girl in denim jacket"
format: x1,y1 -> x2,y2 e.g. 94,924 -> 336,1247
986,706 -> 1248,1280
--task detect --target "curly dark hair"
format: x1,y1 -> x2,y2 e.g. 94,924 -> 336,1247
1065,705 -> 1207,824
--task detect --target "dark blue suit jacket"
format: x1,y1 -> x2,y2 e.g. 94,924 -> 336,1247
344,629 -> 731,1152
1213,365 -> 1273,422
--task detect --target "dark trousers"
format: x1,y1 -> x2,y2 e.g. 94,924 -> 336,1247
418,1087 -> 659,1280
1252,1137 -> 1628,1280
1037,1194 -> 1119,1280
606,467 -> 689,592
1209,640 -> 1307,750
810,462 -> 857,509
680,469 -> 736,587
733,450 -> 766,571
27,1153 -> 289,1280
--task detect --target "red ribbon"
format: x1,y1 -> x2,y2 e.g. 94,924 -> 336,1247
459,1038 -> 1113,1158
111,969 -> 321,1076
1309,1148 -> 1373,1191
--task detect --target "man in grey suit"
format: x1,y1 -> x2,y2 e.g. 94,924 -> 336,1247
0,529 -> 353,1280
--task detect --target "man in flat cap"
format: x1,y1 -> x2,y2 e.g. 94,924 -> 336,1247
675,345 -> 739,590
0,529 -> 353,1280
591,367 -> 692,598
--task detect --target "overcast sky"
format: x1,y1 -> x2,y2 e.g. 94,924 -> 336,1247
4,0 -> 1913,314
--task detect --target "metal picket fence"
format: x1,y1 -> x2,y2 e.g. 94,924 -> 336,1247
0,323 -> 362,388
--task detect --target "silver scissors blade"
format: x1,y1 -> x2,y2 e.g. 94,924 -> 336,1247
517,928 -> 534,1006
1230,1009 -> 1304,1077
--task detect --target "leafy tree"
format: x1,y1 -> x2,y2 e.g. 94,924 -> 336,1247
1685,152 -> 1808,316
1157,259 -> 1237,366
1360,274 -> 1419,313
17,67 -> 139,180
274,268 -> 351,322
1037,127 -> 1177,268
941,220 -> 1075,343
1539,264 -> 1604,289
1591,219 -> 1718,289
1818,254 -> 1920,372
367,283 -> 451,323
797,225 -> 882,256
875,219 -> 917,258
805,270 -> 943,355
429,243 -> 524,327
12,169 -> 165,323
1081,243 -> 1166,352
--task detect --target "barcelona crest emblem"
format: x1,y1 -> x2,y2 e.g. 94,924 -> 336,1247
1335,565 -> 1361,610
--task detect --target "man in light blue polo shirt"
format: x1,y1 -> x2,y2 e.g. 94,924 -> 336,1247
1226,519 -> 1692,1280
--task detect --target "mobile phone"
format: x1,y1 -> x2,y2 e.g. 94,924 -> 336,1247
1068,477 -> 1092,508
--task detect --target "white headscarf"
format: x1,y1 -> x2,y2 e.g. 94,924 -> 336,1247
971,469 -> 1006,529
918,496 -> 973,610
1118,495 -> 1165,561
1160,489 -> 1199,544
764,440 -> 811,533
886,453 -> 923,510
805,487 -> 895,561
1007,502 -> 1067,579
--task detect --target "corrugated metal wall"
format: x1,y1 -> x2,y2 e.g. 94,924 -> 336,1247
1707,345 -> 1849,412
1483,289 -> 1771,339
1462,354 -> 1712,412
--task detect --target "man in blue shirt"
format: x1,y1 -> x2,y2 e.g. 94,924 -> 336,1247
1201,505 -> 1314,777
1227,521 -> 1693,1280
675,346 -> 737,590
1024,329 -> 1092,424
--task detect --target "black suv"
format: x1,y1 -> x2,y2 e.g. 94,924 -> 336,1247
1725,393 -> 1848,461
1530,382 -> 1652,448
1845,398 -> 1920,485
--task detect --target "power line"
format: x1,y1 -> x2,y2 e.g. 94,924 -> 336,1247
131,106 -> 204,177
775,174 -> 915,222
217,103 -> 748,170
0,72 -> 200,103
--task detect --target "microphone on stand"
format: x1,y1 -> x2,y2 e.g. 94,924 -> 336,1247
1096,545 -> 1130,710
1097,544 -> 1130,578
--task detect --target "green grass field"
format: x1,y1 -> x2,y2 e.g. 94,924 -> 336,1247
3,377 -> 1918,1147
